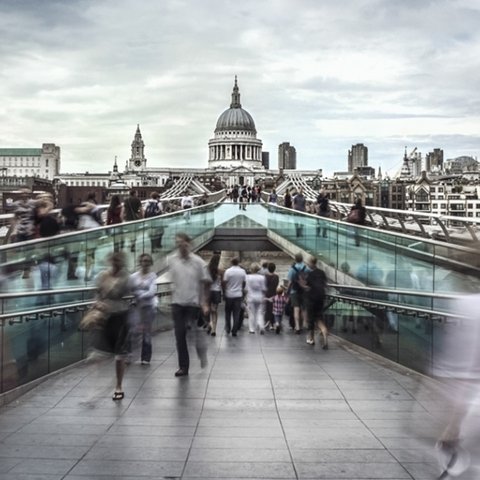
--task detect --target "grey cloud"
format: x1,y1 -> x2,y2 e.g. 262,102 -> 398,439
1,0 -> 480,177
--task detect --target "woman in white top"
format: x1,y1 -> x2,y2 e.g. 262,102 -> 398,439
245,263 -> 267,334
129,254 -> 158,364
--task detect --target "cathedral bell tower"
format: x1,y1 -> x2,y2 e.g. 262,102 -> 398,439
128,124 -> 147,171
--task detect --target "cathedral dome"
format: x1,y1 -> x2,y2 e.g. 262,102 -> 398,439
215,108 -> 256,133
214,77 -> 257,134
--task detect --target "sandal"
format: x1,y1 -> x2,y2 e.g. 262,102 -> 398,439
112,391 -> 124,401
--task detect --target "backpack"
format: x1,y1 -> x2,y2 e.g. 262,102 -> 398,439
269,193 -> 278,203
90,207 -> 104,226
290,264 -> 307,294
145,200 -> 160,218
346,208 -> 361,224
317,196 -> 329,213
61,205 -> 79,230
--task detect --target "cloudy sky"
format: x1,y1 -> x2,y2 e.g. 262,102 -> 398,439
2,0 -> 480,177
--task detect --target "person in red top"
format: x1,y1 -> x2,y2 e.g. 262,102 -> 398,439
107,195 -> 123,225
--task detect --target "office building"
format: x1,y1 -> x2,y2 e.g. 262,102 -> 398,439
278,142 -> 296,169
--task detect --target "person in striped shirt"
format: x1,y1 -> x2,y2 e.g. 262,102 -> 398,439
271,286 -> 288,334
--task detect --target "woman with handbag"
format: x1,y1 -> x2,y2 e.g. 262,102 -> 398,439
84,251 -> 131,400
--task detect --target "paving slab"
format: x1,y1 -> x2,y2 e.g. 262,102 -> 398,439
0,315 -> 460,479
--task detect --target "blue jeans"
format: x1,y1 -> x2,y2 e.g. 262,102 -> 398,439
138,306 -> 154,362
274,314 -> 283,326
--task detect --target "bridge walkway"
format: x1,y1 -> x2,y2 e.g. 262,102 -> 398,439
0,313 -> 457,480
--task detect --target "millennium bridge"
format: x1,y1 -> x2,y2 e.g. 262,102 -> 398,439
0,189 -> 478,479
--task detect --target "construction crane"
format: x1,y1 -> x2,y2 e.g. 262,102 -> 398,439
405,146 -> 418,159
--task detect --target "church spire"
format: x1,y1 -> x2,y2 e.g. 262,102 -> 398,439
230,75 -> 242,108
130,124 -> 146,170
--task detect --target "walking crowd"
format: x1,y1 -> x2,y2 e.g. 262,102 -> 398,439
5,188 -> 201,288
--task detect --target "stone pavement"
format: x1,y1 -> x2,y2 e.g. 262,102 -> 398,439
0,320 -> 470,479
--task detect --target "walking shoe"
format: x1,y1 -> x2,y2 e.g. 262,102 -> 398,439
306,338 -> 315,345
435,441 -> 470,478
174,368 -> 188,377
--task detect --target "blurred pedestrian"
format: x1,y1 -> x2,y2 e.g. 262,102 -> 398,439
245,263 -> 267,334
346,198 -> 366,246
223,257 -> 247,336
271,286 -> 288,334
433,294 -> 480,478
76,192 -> 103,281
286,253 -> 311,334
10,188 -> 36,243
129,254 -> 157,365
264,262 -> 279,330
301,256 -> 329,348
122,189 -> 143,252
206,252 -> 223,337
89,251 -> 131,400
144,192 -> 164,253
168,233 -> 211,376
107,194 -> 124,252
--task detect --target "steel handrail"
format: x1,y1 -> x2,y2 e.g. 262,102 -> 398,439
330,284 -> 465,301
0,285 -> 173,323
327,292 -> 466,321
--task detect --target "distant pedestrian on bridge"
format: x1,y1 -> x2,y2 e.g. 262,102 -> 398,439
268,189 -> 278,204
293,188 -> 306,237
284,188 -> 292,209
107,195 -> 124,252
316,190 -> 330,238
346,198 -> 366,246
122,189 -> 143,252
76,192 -> 104,281
10,188 -> 36,243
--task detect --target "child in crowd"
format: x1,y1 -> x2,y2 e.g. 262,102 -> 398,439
271,286 -> 288,334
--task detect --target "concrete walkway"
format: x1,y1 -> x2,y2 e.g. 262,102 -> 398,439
0,320 -> 462,479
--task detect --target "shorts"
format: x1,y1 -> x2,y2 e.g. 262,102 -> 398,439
210,290 -> 222,305
92,310 -> 129,356
290,292 -> 304,308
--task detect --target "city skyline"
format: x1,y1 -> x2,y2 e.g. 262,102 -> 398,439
1,0 -> 480,177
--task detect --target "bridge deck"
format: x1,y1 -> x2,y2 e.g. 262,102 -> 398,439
0,316 -> 467,479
